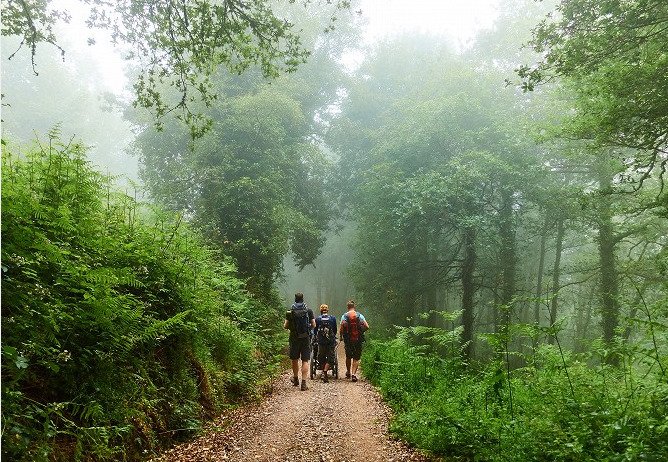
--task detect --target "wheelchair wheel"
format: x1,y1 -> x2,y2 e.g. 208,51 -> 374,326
332,343 -> 339,379
310,343 -> 317,380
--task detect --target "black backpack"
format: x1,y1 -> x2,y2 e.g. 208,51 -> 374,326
291,303 -> 310,339
317,314 -> 334,345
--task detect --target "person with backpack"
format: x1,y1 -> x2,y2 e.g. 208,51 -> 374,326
339,300 -> 369,382
284,292 -> 316,390
313,304 -> 337,383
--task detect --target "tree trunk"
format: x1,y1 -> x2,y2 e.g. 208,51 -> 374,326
534,217 -> 549,326
597,159 -> 620,364
548,217 -> 564,345
574,287 -> 595,353
623,291 -> 643,341
498,188 -> 517,334
461,226 -> 476,361
599,218 -> 620,347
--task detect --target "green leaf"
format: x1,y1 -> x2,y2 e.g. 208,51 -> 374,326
15,355 -> 28,369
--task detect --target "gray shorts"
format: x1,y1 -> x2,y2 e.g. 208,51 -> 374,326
289,337 -> 311,361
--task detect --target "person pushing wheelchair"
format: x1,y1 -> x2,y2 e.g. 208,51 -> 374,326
313,304 -> 337,382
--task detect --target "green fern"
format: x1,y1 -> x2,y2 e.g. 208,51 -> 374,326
2,134 -> 283,461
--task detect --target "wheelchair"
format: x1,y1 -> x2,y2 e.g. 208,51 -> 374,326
310,337 -> 339,380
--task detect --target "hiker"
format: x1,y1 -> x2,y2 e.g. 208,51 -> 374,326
313,304 -> 337,383
284,292 -> 316,390
339,300 -> 369,382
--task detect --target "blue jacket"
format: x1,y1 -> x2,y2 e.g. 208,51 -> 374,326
314,314 -> 337,345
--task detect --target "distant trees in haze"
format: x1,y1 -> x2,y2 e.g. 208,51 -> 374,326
2,0 -> 667,460
1,35 -> 137,179
326,2 -> 666,366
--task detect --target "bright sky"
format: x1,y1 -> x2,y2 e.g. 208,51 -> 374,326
360,0 -> 500,48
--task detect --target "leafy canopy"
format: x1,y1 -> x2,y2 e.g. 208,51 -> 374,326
132,86 -> 332,298
2,0 -> 351,135
519,0 -> 668,161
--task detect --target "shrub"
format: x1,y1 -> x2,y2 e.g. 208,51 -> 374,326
363,323 -> 668,461
1,134 -> 283,460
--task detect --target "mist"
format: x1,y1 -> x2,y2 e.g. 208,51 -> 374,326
2,0 -> 667,460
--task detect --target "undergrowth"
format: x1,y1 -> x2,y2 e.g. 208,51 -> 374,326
363,320 -> 668,461
1,133 -> 285,461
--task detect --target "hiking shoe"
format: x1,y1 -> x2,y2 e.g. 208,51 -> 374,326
345,371 -> 351,379
291,376 -> 299,386
301,380 -> 308,391
351,375 -> 358,382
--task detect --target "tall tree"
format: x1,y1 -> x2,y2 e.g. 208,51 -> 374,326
131,87 -> 332,300
127,2 -> 359,300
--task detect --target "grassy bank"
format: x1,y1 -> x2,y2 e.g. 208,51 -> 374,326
2,134 -> 285,461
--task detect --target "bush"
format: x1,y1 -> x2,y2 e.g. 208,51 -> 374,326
1,134 -> 283,461
362,325 -> 668,461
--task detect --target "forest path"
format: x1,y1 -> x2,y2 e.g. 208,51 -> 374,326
153,347 -> 434,462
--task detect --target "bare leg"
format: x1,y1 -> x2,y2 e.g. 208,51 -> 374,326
301,360 -> 309,381
352,359 -> 360,376
291,359 -> 300,378
346,357 -> 352,374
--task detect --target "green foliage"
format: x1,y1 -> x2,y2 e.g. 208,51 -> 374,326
1,133 -> 283,460
1,0 -> 353,136
364,326 -> 668,461
131,85 -> 332,300
520,0 -> 668,168
328,35 -> 547,332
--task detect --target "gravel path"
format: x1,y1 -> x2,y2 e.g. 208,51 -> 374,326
152,347 -> 435,462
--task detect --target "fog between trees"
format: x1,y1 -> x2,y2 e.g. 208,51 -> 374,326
2,0 -> 667,460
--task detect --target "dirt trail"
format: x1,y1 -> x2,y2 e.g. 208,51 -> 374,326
153,347 -> 434,462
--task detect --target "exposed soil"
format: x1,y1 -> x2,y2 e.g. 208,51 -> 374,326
152,347 -> 436,462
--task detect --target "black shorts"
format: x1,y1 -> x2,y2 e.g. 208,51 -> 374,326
317,344 -> 336,368
344,341 -> 363,360
289,337 -> 311,361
